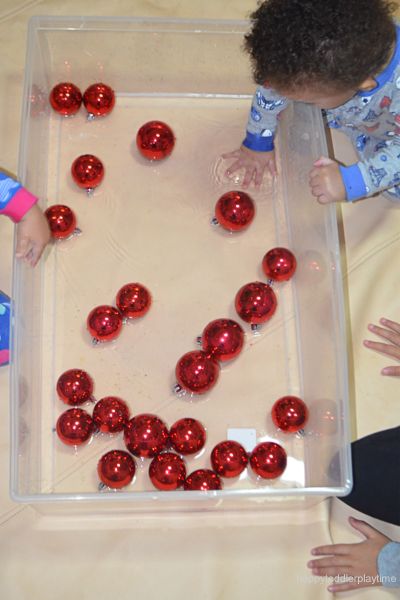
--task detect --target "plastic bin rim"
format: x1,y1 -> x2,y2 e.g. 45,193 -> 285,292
28,15 -> 250,30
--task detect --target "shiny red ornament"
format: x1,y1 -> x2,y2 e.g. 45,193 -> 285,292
83,82 -> 115,118
201,318 -> 245,362
45,204 -> 78,240
262,247 -> 297,282
211,440 -> 248,478
214,191 -> 255,232
124,413 -> 169,458
116,283 -> 152,319
49,82 -> 82,116
169,418 -> 206,455
56,368 -> 94,406
249,442 -> 287,479
235,281 -> 277,324
136,120 -> 175,161
93,396 -> 130,433
71,154 -> 104,190
271,395 -> 308,433
149,452 -> 187,491
175,350 -> 220,395
184,469 -> 222,491
98,450 -> 136,489
87,305 -> 123,343
56,408 -> 94,446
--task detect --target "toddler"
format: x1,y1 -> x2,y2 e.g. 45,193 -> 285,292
226,0 -> 400,204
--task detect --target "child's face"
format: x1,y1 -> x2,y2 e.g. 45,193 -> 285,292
273,85 -> 356,109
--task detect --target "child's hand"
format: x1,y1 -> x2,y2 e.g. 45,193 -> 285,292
16,203 -> 51,267
309,156 -> 346,203
223,146 -> 276,188
363,317 -> 400,376
308,517 -> 390,593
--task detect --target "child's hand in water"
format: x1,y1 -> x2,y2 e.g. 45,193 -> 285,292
364,317 -> 400,376
223,145 -> 277,187
16,203 -> 51,267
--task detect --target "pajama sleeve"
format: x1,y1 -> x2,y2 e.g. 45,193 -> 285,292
0,172 -> 38,223
243,86 -> 289,152
377,541 -> 400,587
339,91 -> 400,201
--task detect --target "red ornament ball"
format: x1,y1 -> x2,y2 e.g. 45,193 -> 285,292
249,442 -> 287,479
201,318 -> 245,362
49,82 -> 82,116
45,204 -> 77,240
211,440 -> 248,478
56,368 -> 94,406
175,350 -> 220,395
136,120 -> 175,161
83,82 -> 115,117
235,281 -> 277,324
124,413 -> 169,458
149,452 -> 187,491
93,396 -> 130,433
262,247 -> 297,282
184,469 -> 222,491
71,154 -> 104,190
98,450 -> 136,489
271,395 -> 308,433
169,418 -> 206,455
56,408 -> 94,446
116,283 -> 152,319
87,305 -> 123,343
215,191 -> 255,232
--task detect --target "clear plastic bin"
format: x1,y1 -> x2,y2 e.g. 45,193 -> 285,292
10,16 -> 351,514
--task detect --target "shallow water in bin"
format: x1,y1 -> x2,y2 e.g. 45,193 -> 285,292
40,96 -> 303,495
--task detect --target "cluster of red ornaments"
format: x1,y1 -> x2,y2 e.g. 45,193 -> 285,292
174,247 -> 296,396
175,318 -> 245,395
55,377 -> 308,490
87,282 -> 152,343
49,82 -> 115,119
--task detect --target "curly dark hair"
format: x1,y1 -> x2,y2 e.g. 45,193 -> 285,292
244,0 -> 397,91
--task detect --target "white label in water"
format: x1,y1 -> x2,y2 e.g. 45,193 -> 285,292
227,428 -> 257,452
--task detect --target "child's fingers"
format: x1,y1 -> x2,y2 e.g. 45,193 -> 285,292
311,565 -> 351,578
313,156 -> 334,167
367,323 -> 400,346
379,317 -> 400,334
363,339 -> 400,360
311,543 -> 352,557
225,159 -> 242,178
221,149 -> 240,160
308,556 -> 351,569
241,167 -> 255,188
328,580 -> 363,593
348,516 -> 377,539
382,365 -> 400,376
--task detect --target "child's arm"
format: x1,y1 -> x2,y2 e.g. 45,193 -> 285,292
0,172 -> 50,267
224,86 -> 288,187
310,86 -> 400,204
308,517 -> 394,593
363,317 -> 400,376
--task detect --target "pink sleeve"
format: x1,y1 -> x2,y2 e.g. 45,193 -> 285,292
0,187 -> 38,223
